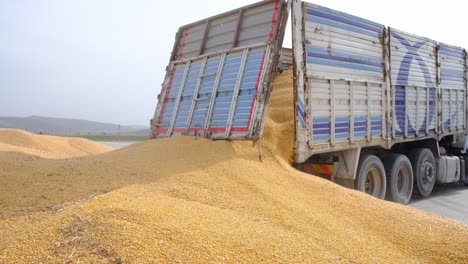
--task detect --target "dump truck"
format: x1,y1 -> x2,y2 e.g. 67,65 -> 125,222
150,0 -> 468,204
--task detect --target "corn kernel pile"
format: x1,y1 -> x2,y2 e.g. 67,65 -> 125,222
1,70 -> 467,263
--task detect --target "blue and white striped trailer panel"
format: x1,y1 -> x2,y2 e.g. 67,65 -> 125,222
439,43 -> 466,133
293,1 -> 387,162
389,28 -> 437,139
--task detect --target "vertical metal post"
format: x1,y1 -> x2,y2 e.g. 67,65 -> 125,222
426,86 -> 429,135
350,81 -> 355,144
449,88 -> 452,132
367,82 -> 372,141
436,44 -> 441,135
415,87 -> 420,137
404,86 -> 408,138
457,89 -> 460,130
185,57 -> 207,133
225,49 -> 249,138
170,30 -> 184,62
441,90 -> 445,133
464,50 -> 467,132
151,63 -> 175,137
383,27 -> 392,145
204,53 -> 227,136
248,46 -> 272,138
291,0 -> 310,161
168,61 -> 191,135
381,83 -> 386,141
232,9 -> 244,48
199,19 -> 211,56
330,80 -> 335,146
392,84 -> 396,139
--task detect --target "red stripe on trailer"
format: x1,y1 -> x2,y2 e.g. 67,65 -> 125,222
172,128 -> 185,133
156,67 -> 177,134
268,0 -> 280,41
244,0 -> 279,133
178,29 -> 189,60
209,127 -> 226,132
230,127 -> 248,132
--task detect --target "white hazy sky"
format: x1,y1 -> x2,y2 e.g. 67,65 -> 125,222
1,0 -> 466,125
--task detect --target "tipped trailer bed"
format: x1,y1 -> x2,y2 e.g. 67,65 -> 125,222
151,0 -> 468,204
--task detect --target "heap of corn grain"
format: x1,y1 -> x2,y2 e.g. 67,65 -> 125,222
0,129 -> 112,159
1,70 -> 467,263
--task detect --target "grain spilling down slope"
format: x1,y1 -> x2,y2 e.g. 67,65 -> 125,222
1,70 -> 467,263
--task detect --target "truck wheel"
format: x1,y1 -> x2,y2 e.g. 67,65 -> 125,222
355,154 -> 386,199
409,148 -> 436,197
383,154 -> 413,204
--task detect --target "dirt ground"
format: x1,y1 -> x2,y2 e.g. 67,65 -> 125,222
1,70 -> 467,263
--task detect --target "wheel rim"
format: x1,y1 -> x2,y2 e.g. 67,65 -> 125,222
396,166 -> 410,196
421,160 -> 435,187
365,168 -> 380,195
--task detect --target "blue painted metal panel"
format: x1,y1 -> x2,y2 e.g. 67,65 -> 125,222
231,48 -> 265,130
210,52 -> 242,129
313,134 -> 331,141
173,61 -> 203,129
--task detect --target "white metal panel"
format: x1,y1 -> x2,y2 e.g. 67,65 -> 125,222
177,23 -> 206,60
171,0 -> 283,61
237,3 -> 277,47
204,13 -> 238,54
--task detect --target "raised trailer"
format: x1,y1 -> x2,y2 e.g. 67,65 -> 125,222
151,0 -> 468,204
151,0 -> 289,140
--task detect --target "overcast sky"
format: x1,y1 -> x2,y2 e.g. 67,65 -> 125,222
1,0 -> 466,125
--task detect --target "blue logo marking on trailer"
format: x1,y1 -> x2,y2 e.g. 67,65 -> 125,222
297,97 -> 305,127
392,32 -> 435,134
444,112 -> 457,130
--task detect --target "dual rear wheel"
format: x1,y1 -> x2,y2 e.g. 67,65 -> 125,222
383,154 -> 413,204
355,155 -> 386,199
355,148 -> 436,204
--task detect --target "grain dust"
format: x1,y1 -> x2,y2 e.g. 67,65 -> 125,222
1,70 -> 467,263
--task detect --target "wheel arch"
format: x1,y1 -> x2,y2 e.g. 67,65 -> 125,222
391,138 -> 440,158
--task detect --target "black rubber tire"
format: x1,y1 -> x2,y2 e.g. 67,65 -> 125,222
383,154 -> 414,204
408,148 -> 436,197
355,154 -> 386,199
